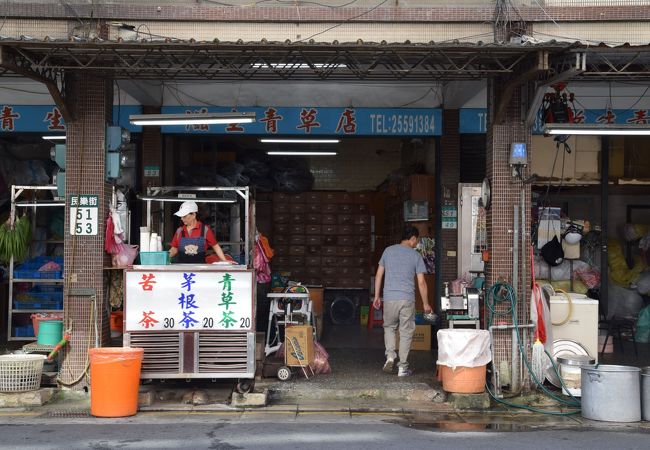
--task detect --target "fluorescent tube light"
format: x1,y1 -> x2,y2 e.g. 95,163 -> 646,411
138,196 -> 236,203
543,123 -> 650,136
251,63 -> 347,69
267,151 -> 337,156
259,138 -> 340,144
42,135 -> 66,141
129,112 -> 256,126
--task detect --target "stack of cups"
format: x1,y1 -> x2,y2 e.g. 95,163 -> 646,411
140,227 -> 150,252
149,233 -> 158,252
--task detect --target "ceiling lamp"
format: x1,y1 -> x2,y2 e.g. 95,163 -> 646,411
543,123 -> 650,136
259,138 -> 340,144
129,112 -> 256,126
42,135 -> 66,141
138,196 -> 236,204
267,151 -> 337,156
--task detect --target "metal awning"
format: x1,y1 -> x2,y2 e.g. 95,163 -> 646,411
0,40 -> 572,82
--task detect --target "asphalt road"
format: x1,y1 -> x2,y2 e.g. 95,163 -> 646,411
0,411 -> 649,449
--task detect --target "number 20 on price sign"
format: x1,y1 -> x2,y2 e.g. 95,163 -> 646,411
69,194 -> 99,236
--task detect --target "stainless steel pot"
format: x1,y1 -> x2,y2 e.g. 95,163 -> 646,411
642,366 -> 650,422
581,364 -> 641,422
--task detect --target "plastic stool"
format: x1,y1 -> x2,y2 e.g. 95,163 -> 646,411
367,302 -> 383,330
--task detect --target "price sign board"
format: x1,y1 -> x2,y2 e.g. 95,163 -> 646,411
125,269 -> 254,332
69,194 -> 99,235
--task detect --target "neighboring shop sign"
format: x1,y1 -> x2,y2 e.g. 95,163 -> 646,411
460,107 -> 650,134
144,165 -> 160,177
459,108 -> 488,134
0,105 -> 142,133
441,204 -> 458,229
125,270 -> 254,332
69,194 -> 99,236
160,106 -> 442,136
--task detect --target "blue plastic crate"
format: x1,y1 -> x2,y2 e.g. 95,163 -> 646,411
13,325 -> 35,337
28,290 -> 63,303
13,298 -> 63,310
139,251 -> 169,265
13,269 -> 63,279
13,257 -> 64,279
32,285 -> 63,293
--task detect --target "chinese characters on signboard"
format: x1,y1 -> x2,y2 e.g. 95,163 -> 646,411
69,194 -> 99,236
125,270 -> 254,332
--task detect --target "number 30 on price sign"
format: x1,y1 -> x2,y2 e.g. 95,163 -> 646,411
69,194 -> 99,236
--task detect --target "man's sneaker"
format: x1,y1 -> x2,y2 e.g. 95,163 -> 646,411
383,358 -> 395,373
398,367 -> 412,377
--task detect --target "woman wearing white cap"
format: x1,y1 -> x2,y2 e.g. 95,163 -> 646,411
168,201 -> 231,264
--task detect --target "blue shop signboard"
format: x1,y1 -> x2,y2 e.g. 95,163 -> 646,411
0,105 -> 142,134
459,107 -> 650,134
159,106 -> 442,136
0,105 -> 441,136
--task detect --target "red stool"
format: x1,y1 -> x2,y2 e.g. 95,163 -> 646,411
367,302 -> 383,330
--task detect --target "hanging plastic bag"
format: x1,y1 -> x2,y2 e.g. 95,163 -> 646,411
254,240 -> 271,283
312,342 -> 331,374
112,244 -> 138,267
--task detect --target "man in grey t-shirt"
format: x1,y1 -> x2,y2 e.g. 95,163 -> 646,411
373,226 -> 432,376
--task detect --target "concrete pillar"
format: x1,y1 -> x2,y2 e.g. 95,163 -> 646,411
485,78 -> 532,324
60,73 -> 113,388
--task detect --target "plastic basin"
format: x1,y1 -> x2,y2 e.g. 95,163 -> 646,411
37,320 -> 63,346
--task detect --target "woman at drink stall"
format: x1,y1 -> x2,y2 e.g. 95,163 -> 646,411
168,201 -> 233,264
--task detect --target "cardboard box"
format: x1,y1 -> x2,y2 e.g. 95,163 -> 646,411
531,135 -> 576,179
285,325 -> 315,366
308,286 -> 324,315
314,314 -> 324,341
396,324 -> 432,351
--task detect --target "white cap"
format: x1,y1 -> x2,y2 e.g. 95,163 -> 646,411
174,201 -> 198,217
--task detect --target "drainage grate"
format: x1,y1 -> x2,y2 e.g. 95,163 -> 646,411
41,409 -> 92,418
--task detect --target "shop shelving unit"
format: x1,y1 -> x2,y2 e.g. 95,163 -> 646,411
6,185 -> 65,341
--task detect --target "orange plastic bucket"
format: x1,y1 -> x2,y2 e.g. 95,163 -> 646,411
440,364 -> 486,394
110,311 -> 124,333
89,347 -> 144,417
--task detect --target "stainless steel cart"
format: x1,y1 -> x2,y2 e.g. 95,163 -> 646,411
123,186 -> 256,392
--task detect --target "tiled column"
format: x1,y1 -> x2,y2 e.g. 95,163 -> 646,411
439,110 -> 460,286
485,79 -> 532,316
60,73 -> 113,388
485,77 -> 533,392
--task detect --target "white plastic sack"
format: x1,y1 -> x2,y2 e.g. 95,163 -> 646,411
608,283 -> 644,319
635,271 -> 650,296
436,329 -> 491,369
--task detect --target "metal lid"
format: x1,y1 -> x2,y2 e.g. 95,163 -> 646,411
557,355 -> 595,366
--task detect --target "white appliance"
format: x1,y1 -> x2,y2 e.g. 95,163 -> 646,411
550,294 -> 599,362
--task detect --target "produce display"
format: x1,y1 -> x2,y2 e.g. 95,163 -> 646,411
0,215 -> 31,264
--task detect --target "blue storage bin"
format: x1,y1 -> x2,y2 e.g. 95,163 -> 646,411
14,298 -> 63,310
139,251 -> 169,265
13,325 -> 35,337
14,256 -> 64,279
33,285 -> 63,293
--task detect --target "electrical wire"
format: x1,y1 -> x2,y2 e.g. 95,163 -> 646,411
294,0 -> 390,43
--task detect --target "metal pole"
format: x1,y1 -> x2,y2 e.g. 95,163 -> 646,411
601,137 -> 609,317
